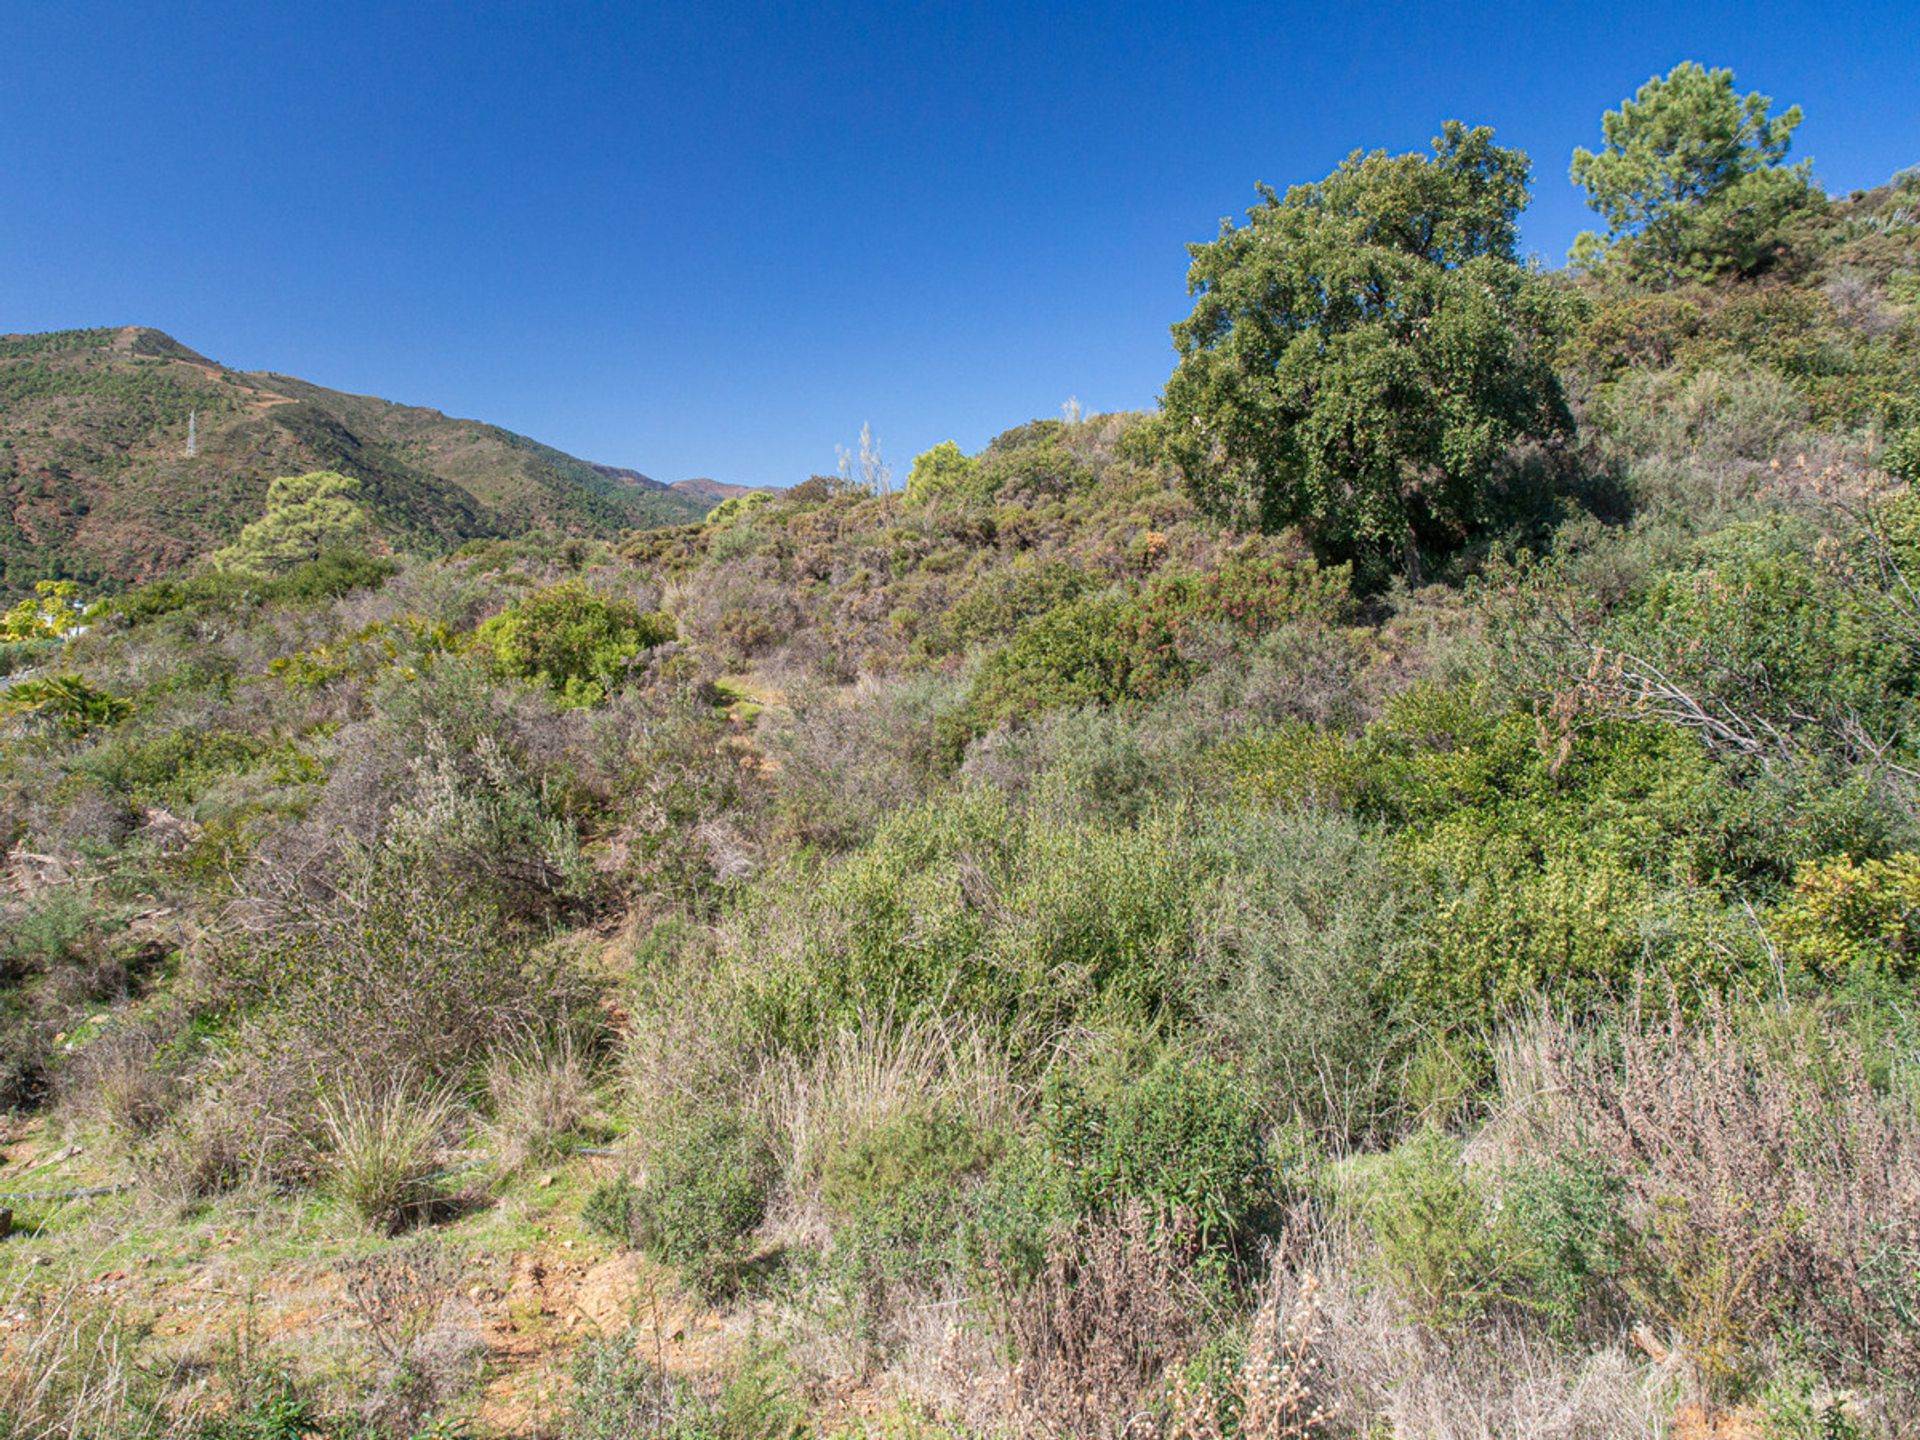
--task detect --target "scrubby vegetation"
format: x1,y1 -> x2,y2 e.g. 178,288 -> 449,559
3,61 -> 1919,1440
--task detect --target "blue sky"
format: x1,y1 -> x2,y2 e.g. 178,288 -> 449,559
3,2 -> 1915,487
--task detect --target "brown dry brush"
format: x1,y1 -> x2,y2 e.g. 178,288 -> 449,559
999,1202 -> 1215,1440
1545,1001 -> 1920,1416
995,1205 -> 1336,1440
1165,1262 -> 1335,1440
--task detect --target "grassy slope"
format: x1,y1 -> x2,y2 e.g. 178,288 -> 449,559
0,326 -> 709,594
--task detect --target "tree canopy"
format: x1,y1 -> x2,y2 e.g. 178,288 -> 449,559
1570,61 -> 1816,282
211,470 -> 374,577
1161,122 -> 1570,582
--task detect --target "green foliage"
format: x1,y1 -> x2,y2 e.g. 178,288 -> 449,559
819,1109 -> 999,1216
195,1389 -> 325,1440
629,1111 -> 774,1297
1163,122 -> 1571,581
565,1330 -> 804,1440
1501,1154 -> 1630,1338
1351,1129 -> 1528,1329
212,471 -> 374,577
706,491 -> 774,527
1191,807 -> 1417,1140
1881,427 -> 1920,483
945,591 -> 1138,749
582,1172 -> 643,1246
734,790 -> 1205,1050
476,578 -> 673,705
0,672 -> 133,733
1,579 -> 87,641
108,550 -> 395,621
1571,61 -> 1816,282
0,887 -> 98,983
1038,1047 -> 1273,1247
904,440 -> 978,502
1769,852 -> 1920,983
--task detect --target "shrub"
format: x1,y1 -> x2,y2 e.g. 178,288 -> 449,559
904,440 -> 977,503
476,578 -> 673,705
0,887 -> 98,982
998,1199 -> 1214,1440
819,1109 -> 998,1217
565,1331 -> 804,1440
1769,852 -> 1920,982
1192,809 -> 1418,1142
631,1111 -> 774,1297
1349,1129 -> 1522,1330
0,673 -> 132,733
380,727 -> 593,920
1544,1003 -> 1920,1413
1498,1155 -> 1630,1340
944,591 -> 1137,754
582,1173 -> 643,1247
1123,553 -> 1353,699
1039,1047 -> 1274,1249
565,1330 -> 706,1440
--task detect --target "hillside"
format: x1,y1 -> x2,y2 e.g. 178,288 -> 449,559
0,327 -> 710,593
3,79 -> 1920,1440
670,476 -> 767,501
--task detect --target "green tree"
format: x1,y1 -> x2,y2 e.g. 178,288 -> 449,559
1162,123 -> 1569,583
212,471 -> 373,577
1,579 -> 86,640
1570,61 -> 1816,282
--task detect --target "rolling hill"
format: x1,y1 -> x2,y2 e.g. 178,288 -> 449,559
0,326 -> 711,593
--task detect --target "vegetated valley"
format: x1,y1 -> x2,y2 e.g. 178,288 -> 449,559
4,64 -> 1920,1440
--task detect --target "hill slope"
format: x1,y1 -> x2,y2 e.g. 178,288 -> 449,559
0,326 -> 710,592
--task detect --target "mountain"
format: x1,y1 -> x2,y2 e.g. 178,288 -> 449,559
0,327 -> 712,593
670,476 -> 766,501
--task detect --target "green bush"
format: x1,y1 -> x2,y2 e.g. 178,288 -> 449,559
942,591 -> 1138,754
1351,1129 -> 1522,1329
819,1109 -> 999,1216
1191,807 -> 1419,1140
582,1172 -> 642,1246
0,673 -> 132,733
904,440 -> 978,503
1038,1047 -> 1274,1248
732,790 -> 1205,1050
631,1111 -> 774,1297
476,579 -> 674,705
1501,1155 -> 1629,1339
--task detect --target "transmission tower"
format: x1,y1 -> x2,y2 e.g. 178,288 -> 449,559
186,409 -> 197,458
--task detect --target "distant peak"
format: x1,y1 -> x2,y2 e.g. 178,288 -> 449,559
114,327 -> 217,366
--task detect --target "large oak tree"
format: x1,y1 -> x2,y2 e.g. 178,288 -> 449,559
1161,123 -> 1570,583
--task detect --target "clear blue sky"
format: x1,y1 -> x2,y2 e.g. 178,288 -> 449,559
4,2 -> 1915,487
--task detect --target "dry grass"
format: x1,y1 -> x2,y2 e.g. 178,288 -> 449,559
751,1013 -> 1022,1202
1281,1220 -> 1677,1440
1532,1002 -> 1920,1418
0,1266 -> 201,1440
56,1026 -> 174,1141
485,1028 -> 596,1172
318,1076 -> 460,1233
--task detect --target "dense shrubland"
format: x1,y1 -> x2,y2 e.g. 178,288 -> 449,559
4,63 -> 1920,1440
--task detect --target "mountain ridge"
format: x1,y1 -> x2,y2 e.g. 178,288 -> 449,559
0,326 -> 711,593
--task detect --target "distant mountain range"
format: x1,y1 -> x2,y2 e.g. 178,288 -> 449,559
0,327 -> 718,593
